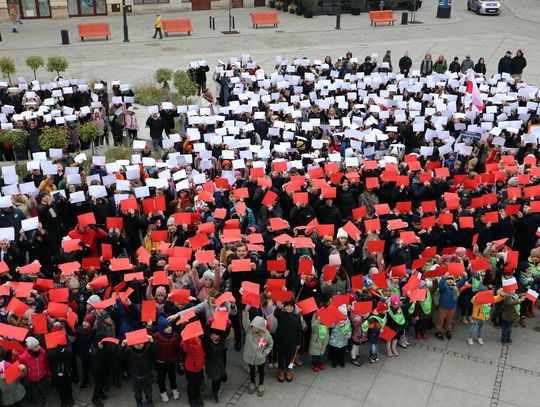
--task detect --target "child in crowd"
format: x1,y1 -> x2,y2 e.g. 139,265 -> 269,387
242,313 -> 273,397
328,304 -> 352,367
309,314 -> 329,371
468,285 -> 503,345
363,299 -> 388,363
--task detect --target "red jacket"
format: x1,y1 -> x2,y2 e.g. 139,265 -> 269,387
15,347 -> 50,382
180,338 -> 205,373
152,331 -> 179,363
68,226 -> 107,256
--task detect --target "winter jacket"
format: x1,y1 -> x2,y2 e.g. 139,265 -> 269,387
242,315 -> 273,365
47,344 -> 73,377
460,58 -> 474,73
119,341 -> 158,378
308,317 -> 330,356
498,56 -> 512,74
181,338 -> 205,373
511,56 -> 527,75
329,318 -> 352,348
438,276 -> 466,309
501,295 -> 521,322
273,308 -> 303,352
152,331 -> 179,363
15,347 -> 50,382
471,294 -> 503,321
67,226 -> 107,257
202,326 -> 230,380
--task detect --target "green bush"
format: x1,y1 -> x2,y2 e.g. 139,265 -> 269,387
26,56 -> 45,80
46,56 -> 69,77
2,129 -> 28,150
154,68 -> 173,86
39,127 -> 68,150
133,83 -> 194,106
173,70 -> 198,101
77,121 -> 101,144
0,57 -> 16,84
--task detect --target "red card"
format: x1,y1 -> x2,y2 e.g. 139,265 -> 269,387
388,219 -> 407,230
195,250 -> 216,264
364,218 -> 381,232
19,262 -> 41,275
379,326 -> 397,342
476,291 -> 495,305
215,292 -> 234,307
371,273 -> 388,289
168,257 -> 188,271
211,310 -> 229,331
390,264 -> 407,278
269,218 -> 289,231
126,329 -> 150,346
353,301 -> 373,315
267,259 -> 287,272
400,231 -> 418,244
321,187 -> 337,199
409,288 -> 427,302
47,302 -> 68,318
101,337 -> 120,345
49,287 -> 69,303
120,198 -> 138,212
106,217 -> 124,229
297,297 -> 318,315
317,305 -> 343,328
62,239 -> 81,253
4,361 -> 22,384
298,258 -> 313,276
262,190 -> 278,207
152,271 -> 169,286
231,259 -> 251,272
266,279 -> 286,291
270,290 -> 292,302
182,320 -> 203,341
351,275 -> 363,291
151,230 -> 168,243
232,188 -> 249,200
352,206 -> 367,220
374,204 -> 391,216
367,239 -> 385,253
88,275 -> 109,289
242,291 -> 260,308
142,196 -> 166,214
141,300 -> 157,322
82,257 -> 101,270
31,313 -> 48,335
110,258 -> 131,272
169,289 -> 190,304
421,200 -> 437,213
470,257 -> 490,272
189,233 -> 210,250
342,221 -> 361,240
101,243 -> 113,261
177,309 -> 196,325
78,212 -> 96,227
332,294 -> 350,307
6,297 -> 30,318
0,323 -> 28,342
323,265 -> 338,282
293,192 -> 309,205
124,272 -> 145,282
45,329 -> 67,349
273,161 -> 288,172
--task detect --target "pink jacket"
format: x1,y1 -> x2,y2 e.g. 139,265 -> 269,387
15,348 -> 50,382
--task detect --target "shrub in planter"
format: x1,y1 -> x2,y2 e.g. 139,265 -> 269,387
46,56 -> 69,78
2,129 -> 28,161
77,121 -> 102,154
39,127 -> 68,150
303,0 -> 316,17
350,0 -> 362,14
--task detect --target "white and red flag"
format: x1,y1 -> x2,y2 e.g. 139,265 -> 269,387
466,69 -> 485,112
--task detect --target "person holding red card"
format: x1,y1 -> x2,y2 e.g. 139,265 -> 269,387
308,314 -> 330,371
468,286 -> 503,345
273,300 -> 303,383
118,333 -> 158,407
328,305 -> 352,368
180,334 -> 206,407
361,298 -> 388,363
407,280 -> 434,341
46,326 -> 75,407
13,336 -> 50,407
202,319 -> 231,403
0,348 -> 26,407
152,317 -> 180,402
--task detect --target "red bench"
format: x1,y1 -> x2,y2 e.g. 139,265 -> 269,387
369,10 -> 396,26
77,23 -> 111,41
162,19 -> 193,36
250,12 -> 280,28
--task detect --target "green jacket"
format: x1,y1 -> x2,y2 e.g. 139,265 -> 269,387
308,316 -> 330,356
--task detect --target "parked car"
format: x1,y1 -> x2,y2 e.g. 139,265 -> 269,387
467,0 -> 500,15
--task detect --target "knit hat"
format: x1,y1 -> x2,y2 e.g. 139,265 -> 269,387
87,294 -> 101,306
102,310 -> 110,318
477,285 -> 488,292
202,270 -> 215,280
157,316 -> 171,336
167,217 -> 176,226
376,298 -> 388,313
25,336 -> 39,349
336,227 -> 348,240
83,313 -> 96,326
390,293 -> 400,307
155,286 -> 167,297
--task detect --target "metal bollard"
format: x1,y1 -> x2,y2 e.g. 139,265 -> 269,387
212,17 -> 215,30
0,31 -> 2,42
335,14 -> 341,29
231,16 -> 235,29
61,29 -> 70,45
401,12 -> 408,24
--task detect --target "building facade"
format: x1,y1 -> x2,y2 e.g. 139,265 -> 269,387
1,0 -> 263,20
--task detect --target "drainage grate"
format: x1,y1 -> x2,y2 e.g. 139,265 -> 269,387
221,31 -> 240,35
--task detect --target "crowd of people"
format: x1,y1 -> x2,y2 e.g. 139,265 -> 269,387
0,48 -> 539,407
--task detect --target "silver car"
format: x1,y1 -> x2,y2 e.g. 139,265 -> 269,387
467,0 -> 501,15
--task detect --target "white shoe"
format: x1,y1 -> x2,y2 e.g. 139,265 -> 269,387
468,316 -> 474,324
477,338 -> 484,345
462,317 -> 469,325
160,392 -> 169,402
172,389 -> 180,400
467,338 -> 474,345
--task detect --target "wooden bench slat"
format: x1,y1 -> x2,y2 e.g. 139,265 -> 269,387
162,18 -> 193,36
250,12 -> 280,28
369,11 -> 396,26
77,23 -> 111,41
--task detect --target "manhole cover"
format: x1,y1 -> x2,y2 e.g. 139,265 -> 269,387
275,30 -> 285,32
221,30 -> 240,35
162,47 -> 177,52
145,43 -> 159,46
533,327 -> 540,332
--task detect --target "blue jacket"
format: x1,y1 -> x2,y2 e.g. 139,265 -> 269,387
438,276 -> 466,309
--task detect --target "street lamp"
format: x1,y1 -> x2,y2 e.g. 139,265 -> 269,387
122,0 -> 129,42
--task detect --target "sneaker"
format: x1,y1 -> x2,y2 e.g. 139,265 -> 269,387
392,348 -> 399,357
462,316 -> 469,325
435,332 -> 444,340
386,349 -> 393,357
257,385 -> 265,397
468,316 -> 474,324
311,364 -> 320,372
422,333 -> 428,340
375,357 -> 379,362
172,389 -> 180,400
370,357 -> 376,364
467,338 -> 474,346
445,331 -> 452,340
212,391 -> 220,403
160,392 -> 169,402
248,383 -> 256,394
317,363 -> 326,370
477,338 -> 484,345
507,339 -> 513,344
351,358 -> 363,367
416,333 -> 422,340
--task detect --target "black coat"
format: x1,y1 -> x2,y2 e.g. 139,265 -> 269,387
273,308 -> 303,352
146,116 -> 164,139
203,326 -> 230,380
119,341 -> 158,378
511,56 -> 527,75
498,56 -> 512,74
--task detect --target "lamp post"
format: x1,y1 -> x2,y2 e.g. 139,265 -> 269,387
335,0 -> 341,29
122,0 -> 129,42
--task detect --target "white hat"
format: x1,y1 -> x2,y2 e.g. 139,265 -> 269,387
336,227 -> 348,239
87,294 -> 101,305
25,336 -> 40,349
